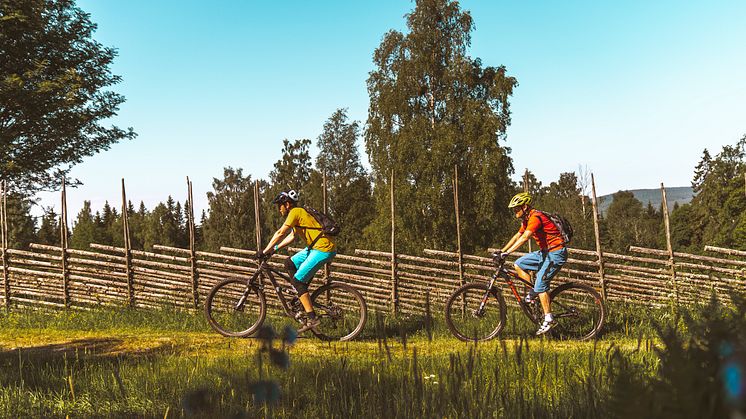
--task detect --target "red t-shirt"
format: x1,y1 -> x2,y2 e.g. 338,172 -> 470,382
519,210 -> 564,251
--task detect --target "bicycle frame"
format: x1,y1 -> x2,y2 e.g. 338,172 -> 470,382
480,259 -> 541,322
244,259 -> 299,318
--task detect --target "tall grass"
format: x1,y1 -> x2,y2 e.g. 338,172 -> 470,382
0,296 -> 742,418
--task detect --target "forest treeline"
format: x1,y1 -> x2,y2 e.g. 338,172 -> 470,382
6,127 -> 745,256
2,0 -> 745,255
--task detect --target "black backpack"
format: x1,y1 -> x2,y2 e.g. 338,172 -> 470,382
536,211 -> 573,245
299,206 -> 340,249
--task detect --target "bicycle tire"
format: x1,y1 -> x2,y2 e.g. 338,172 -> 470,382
549,282 -> 605,341
205,277 -> 267,337
444,282 -> 507,342
309,282 -> 367,341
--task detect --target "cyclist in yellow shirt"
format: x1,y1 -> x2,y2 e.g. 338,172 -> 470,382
261,190 -> 336,333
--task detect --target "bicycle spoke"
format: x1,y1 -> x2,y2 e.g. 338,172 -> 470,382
550,284 -> 604,340
311,284 -> 366,341
445,283 -> 506,341
206,279 -> 265,337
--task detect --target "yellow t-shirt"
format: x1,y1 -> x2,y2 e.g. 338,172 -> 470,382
283,207 -> 336,252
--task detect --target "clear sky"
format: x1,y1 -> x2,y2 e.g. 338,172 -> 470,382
34,0 -> 746,220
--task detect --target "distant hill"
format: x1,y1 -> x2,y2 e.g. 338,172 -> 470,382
598,186 -> 694,215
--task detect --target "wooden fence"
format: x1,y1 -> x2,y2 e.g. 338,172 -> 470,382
0,240 -> 743,314
0,174 -> 744,315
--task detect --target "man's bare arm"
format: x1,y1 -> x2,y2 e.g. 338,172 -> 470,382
504,229 -> 534,254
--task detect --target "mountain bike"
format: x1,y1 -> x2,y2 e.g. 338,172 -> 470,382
205,253 -> 367,341
444,255 -> 605,341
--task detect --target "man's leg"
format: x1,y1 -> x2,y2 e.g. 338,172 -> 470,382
292,250 -> 336,332
535,248 -> 568,335
514,251 -> 542,301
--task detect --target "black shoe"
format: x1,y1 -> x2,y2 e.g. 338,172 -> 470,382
297,317 -> 320,333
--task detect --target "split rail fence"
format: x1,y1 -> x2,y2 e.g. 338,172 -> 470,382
0,173 -> 744,316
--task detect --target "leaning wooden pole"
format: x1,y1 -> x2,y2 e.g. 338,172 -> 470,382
187,177 -> 199,309
390,170 -> 399,315
254,181 -> 262,251
322,173 -> 331,284
61,178 -> 70,308
122,179 -> 135,307
1,181 -> 8,311
453,166 -> 464,288
661,183 -> 678,304
453,165 -> 466,316
590,174 -> 607,300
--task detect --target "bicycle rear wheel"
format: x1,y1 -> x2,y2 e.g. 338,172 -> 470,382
205,278 -> 266,337
549,282 -> 605,340
445,283 -> 507,342
310,283 -> 367,341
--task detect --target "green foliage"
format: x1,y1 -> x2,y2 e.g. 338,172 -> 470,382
35,207 -> 59,245
69,200 -> 95,249
0,0 -> 136,195
263,139 -> 321,243
201,168 -> 258,251
365,0 -> 517,253
529,171 -> 597,250
1,193 -> 36,249
607,294 -> 746,418
603,191 -> 662,253
315,109 -> 374,252
671,135 -> 746,251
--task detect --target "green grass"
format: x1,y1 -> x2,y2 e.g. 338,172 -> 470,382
0,297 -> 742,418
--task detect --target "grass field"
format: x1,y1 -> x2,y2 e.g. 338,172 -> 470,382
0,298 -> 742,418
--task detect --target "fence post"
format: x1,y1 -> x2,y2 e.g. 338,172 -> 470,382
1,181 -> 9,311
187,177 -> 200,309
660,183 -> 678,304
390,170 -> 399,315
590,174 -> 607,300
254,181 -> 262,250
121,179 -> 135,307
61,179 -> 70,308
453,165 -> 466,315
322,173 -> 331,285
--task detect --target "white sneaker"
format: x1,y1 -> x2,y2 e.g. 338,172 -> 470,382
536,318 -> 556,335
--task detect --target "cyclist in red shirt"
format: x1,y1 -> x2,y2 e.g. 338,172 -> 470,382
497,192 -> 569,335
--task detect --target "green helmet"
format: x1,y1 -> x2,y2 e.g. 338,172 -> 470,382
508,192 -> 532,209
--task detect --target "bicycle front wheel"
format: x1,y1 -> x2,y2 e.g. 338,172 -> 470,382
310,283 -> 367,341
205,278 -> 266,337
445,282 -> 507,342
549,282 -> 605,340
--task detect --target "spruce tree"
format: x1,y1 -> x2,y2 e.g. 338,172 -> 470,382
70,201 -> 96,249
36,208 -> 60,245
316,109 -> 374,252
202,168 -> 257,251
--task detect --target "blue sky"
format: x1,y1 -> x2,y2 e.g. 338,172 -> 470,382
35,0 -> 746,219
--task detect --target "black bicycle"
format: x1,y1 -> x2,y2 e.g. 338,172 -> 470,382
445,255 -> 605,341
205,254 -> 367,341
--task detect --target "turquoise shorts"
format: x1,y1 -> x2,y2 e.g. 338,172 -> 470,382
290,249 -> 336,283
515,248 -> 568,293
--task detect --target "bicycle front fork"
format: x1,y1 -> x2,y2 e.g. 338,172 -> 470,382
476,273 -> 499,316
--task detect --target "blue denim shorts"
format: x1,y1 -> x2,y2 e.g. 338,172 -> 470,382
515,248 -> 568,293
290,249 -> 336,283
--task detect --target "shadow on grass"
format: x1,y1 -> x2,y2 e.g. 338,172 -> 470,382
0,337 -> 178,363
